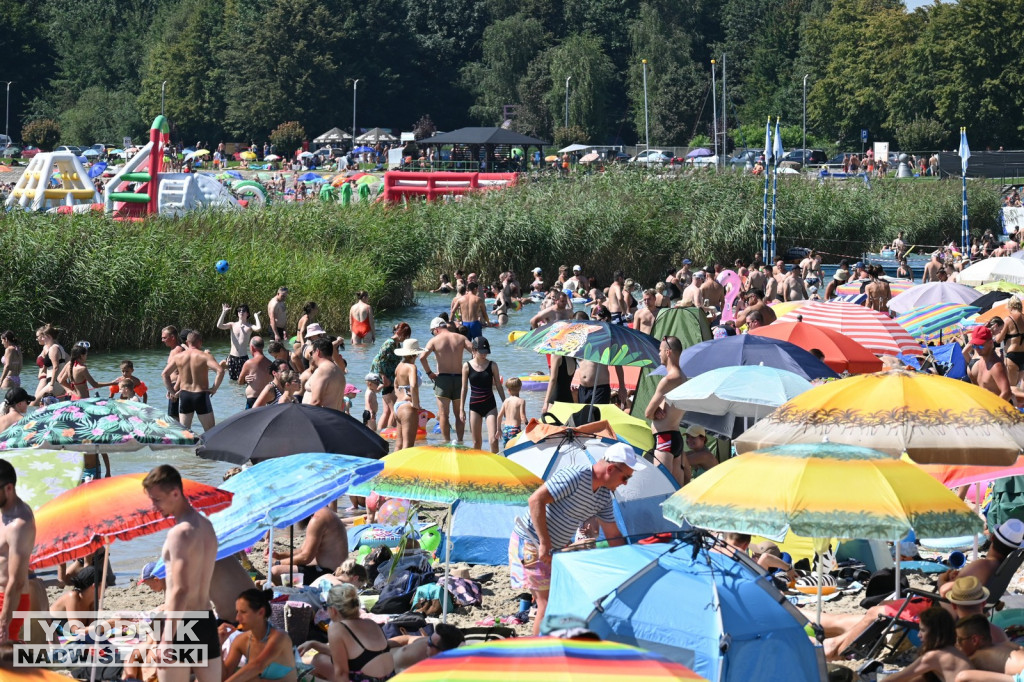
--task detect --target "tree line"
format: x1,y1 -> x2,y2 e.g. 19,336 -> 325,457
2,0 -> 1023,151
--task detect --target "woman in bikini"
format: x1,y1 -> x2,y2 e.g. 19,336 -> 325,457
392,339 -> 422,451
997,297 -> 1024,387
461,336 -> 505,453
223,588 -> 297,681
0,331 -> 22,390
299,583 -> 396,682
350,291 -> 376,346
0,387 -> 30,432
34,324 -> 69,403
58,343 -> 117,401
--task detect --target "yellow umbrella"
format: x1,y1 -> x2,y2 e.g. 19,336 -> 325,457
191,149 -> 210,156
546,402 -> 654,453
767,300 -> 810,318
240,150 -> 257,160
976,281 -> 1024,294
348,444 -> 543,621
664,442 -> 982,620
735,369 -> 1024,465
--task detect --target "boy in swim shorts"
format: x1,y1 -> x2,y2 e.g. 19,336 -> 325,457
497,377 -> 526,449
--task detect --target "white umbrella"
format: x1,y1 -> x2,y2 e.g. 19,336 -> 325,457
886,281 -> 982,315
959,257 -> 1024,286
557,143 -> 590,153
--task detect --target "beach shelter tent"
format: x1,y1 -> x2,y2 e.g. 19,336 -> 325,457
314,127 -> 351,144
630,308 -> 713,419
448,426 -> 679,565
355,127 -> 398,143
546,540 -> 827,682
557,143 -> 591,153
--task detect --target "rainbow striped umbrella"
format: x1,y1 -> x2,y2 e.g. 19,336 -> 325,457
393,637 -> 707,681
777,301 -> 923,355
349,444 -> 543,621
895,303 -> 980,342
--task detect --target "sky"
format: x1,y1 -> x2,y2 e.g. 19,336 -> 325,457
904,0 -> 952,8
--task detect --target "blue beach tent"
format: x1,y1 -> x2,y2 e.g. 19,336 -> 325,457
449,431 -> 680,565
546,539 -> 827,682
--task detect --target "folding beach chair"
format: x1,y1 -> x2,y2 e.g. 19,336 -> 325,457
460,625 -> 518,643
843,547 -> 1024,666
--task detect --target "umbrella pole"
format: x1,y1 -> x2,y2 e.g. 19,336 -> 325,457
267,526 -> 274,580
442,504 -> 452,624
972,481 -> 981,560
92,542 -> 112,682
894,533 -> 901,600
290,525 -> 295,584
815,541 -> 824,627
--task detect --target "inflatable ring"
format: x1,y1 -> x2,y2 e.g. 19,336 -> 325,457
381,427 -> 428,441
518,374 -> 550,391
793,584 -> 837,596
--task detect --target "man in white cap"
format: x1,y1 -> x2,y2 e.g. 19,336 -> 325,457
530,267 -> 545,293
565,265 -> 587,295
420,317 -> 473,443
509,442 -> 641,635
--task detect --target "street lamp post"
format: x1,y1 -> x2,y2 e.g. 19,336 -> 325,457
710,60 -> 718,164
161,81 -> 167,116
642,59 -> 649,152
3,82 -> 11,147
802,74 -> 809,159
564,76 -> 571,130
352,79 -> 360,147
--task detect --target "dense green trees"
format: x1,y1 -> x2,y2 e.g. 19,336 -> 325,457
7,0 -> 1024,150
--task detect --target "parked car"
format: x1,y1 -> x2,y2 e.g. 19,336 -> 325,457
1,144 -> 21,158
728,149 -> 762,168
20,145 -> 41,158
55,145 -> 86,156
612,150 -> 631,163
629,149 -> 672,165
781,149 -> 828,166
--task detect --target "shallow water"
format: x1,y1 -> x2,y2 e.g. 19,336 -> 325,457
27,293 -> 556,576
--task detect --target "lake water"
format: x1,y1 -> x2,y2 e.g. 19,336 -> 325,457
31,293 -> 556,577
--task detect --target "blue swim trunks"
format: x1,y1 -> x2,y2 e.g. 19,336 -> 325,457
463,321 -> 483,340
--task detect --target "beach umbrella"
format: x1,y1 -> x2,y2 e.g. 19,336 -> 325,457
297,172 -> 321,181
748,321 -> 883,374
82,149 -> 99,157
353,146 -> 374,153
1,449 -> 84,510
152,453 -> 383,577
544,402 -> 653,452
886,281 -> 983,316
191,149 -> 209,156
356,174 -> 377,185
264,154 -> 281,161
393,637 -> 708,682
686,148 -> 713,158
767,300 -> 810,318
959,257 -> 1024,286
975,297 -> 1023,323
87,162 -> 107,179
30,473 -> 232,569
109,148 -> 125,155
734,369 -> 1024,465
664,365 -> 813,419
776,301 -> 923,356
514,320 -> 661,367
663,443 -> 983,619
298,151 -> 315,159
240,151 -> 257,160
675,335 -> 839,381
836,280 -> 915,297
976,281 -> 1024,294
0,398 -> 199,453
894,303 -> 980,343
545,155 -> 559,162
0,165 -> 11,172
348,444 -> 542,621
579,152 -> 600,164
197,402 -> 388,465
831,293 -> 867,304
226,170 -> 243,179
970,290 -> 1012,312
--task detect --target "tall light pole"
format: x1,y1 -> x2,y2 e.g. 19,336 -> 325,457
352,79 -> 360,147
642,59 -> 649,152
710,60 -> 718,163
161,81 -> 167,116
564,76 -> 571,130
802,74 -> 809,158
3,82 -> 11,146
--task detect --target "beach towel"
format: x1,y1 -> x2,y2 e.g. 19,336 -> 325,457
439,576 -> 484,607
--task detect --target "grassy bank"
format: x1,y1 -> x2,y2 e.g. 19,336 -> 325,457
2,170 -> 1001,348
0,203 -> 429,348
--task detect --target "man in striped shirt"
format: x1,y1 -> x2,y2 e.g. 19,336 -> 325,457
509,442 -> 642,635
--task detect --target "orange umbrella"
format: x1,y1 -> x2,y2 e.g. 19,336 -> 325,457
30,473 -> 233,569
749,321 -> 882,374
977,302 -> 1011,324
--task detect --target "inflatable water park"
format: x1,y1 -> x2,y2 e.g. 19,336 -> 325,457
4,117 -> 521,217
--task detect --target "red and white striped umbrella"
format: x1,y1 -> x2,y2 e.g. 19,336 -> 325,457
777,301 -> 924,356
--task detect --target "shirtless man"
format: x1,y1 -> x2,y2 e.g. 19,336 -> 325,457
682,426 -> 720,475
143,465 -> 221,681
967,326 -> 1014,404
746,264 -> 767,295
782,266 -> 808,302
955,613 -> 1022,679
389,623 -> 465,672
458,282 -> 491,341
633,289 -> 658,336
573,360 -> 626,406
266,287 -> 289,343
162,331 -> 224,431
735,289 -> 776,327
304,337 -> 346,411
891,231 -> 907,260
923,252 -> 944,283
606,270 -> 629,325
0,459 -> 34,644
680,271 -> 704,307
644,336 -> 687,486
699,271 -> 726,321
420,317 -> 473,442
237,337 -> 272,409
216,303 -> 261,382
865,266 -> 892,312
269,507 -> 348,585
161,326 -> 186,421
529,292 -> 572,328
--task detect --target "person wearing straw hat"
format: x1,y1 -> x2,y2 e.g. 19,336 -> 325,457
392,338 -> 423,450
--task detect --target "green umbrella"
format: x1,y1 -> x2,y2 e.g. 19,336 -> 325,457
0,449 -> 85,510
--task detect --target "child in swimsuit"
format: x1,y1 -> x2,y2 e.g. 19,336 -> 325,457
497,376 -> 527,449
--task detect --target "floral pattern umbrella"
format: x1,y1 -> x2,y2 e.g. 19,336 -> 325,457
514,320 -> 661,367
0,449 -> 84,510
0,398 -> 198,453
30,472 -> 232,569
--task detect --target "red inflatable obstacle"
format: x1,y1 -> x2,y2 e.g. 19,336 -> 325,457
379,171 -> 518,203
